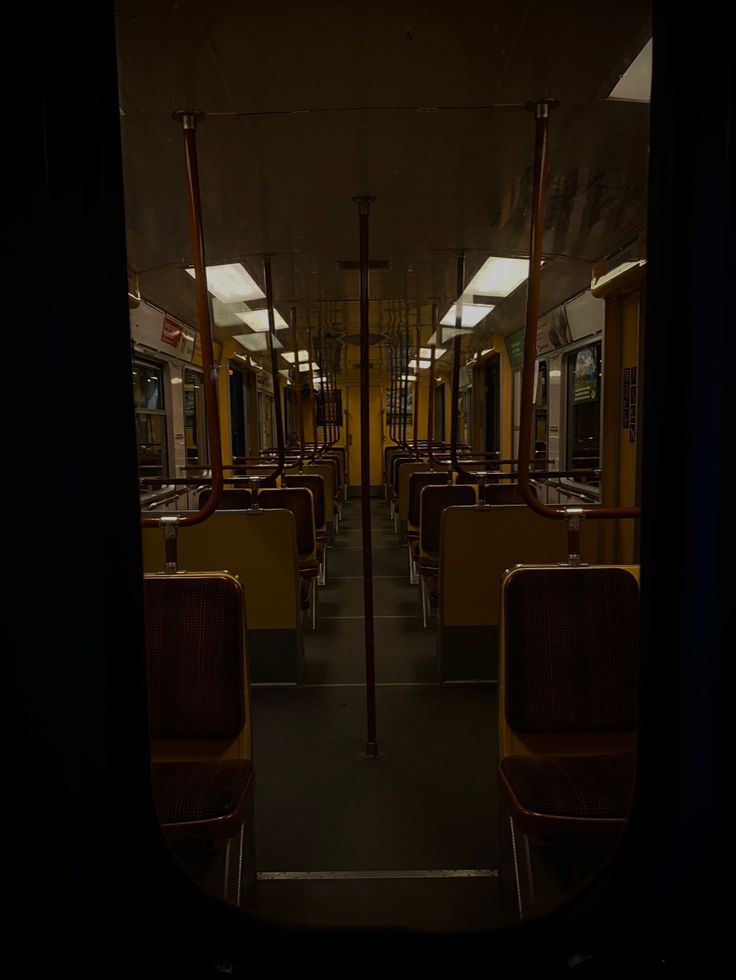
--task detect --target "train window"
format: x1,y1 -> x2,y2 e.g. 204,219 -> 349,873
433,382 -> 446,443
484,358 -> 500,454
229,363 -> 250,460
184,368 -> 208,466
258,390 -> 275,450
533,360 -> 548,466
283,385 -> 296,443
565,342 -> 602,484
459,387 -> 472,446
132,358 -> 168,478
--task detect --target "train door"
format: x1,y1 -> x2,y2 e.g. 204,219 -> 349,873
132,356 -> 169,479
563,340 -> 602,487
283,385 -> 296,444
433,381 -> 446,443
533,359 -> 548,468
229,361 -> 250,460
346,385 -> 383,490
484,356 -> 500,454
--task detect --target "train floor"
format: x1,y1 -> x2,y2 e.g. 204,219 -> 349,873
248,495 -> 503,932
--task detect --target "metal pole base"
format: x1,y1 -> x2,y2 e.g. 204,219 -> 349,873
362,742 -> 380,759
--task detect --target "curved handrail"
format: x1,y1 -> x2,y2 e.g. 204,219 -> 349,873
140,111 -> 223,554
517,100 -> 641,535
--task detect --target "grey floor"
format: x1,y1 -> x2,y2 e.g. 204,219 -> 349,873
249,495 -> 504,931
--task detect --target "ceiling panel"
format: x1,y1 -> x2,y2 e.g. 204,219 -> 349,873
116,0 -> 651,375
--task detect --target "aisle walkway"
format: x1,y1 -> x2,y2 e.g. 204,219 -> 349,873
250,496 -> 501,931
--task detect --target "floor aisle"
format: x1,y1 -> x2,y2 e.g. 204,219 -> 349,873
250,495 -> 502,931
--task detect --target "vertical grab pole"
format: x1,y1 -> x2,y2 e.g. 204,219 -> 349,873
144,110 -> 224,563
518,102 -> 552,511
353,195 -> 378,758
305,321 -> 319,462
413,320 -> 421,455
179,112 -> 222,503
426,304 -> 438,469
264,255 -> 285,481
450,253 -> 471,478
290,304 -> 305,470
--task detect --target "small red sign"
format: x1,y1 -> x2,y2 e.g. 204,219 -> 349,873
161,315 -> 183,348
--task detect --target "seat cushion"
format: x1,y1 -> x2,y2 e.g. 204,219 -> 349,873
152,759 -> 254,839
499,753 -> 635,824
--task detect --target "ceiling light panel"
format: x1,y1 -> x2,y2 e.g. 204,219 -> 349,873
185,263 -> 265,304
465,256 -> 532,297
440,303 -> 495,328
236,308 -> 289,331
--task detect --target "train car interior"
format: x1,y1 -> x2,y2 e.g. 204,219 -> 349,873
11,1 -> 731,976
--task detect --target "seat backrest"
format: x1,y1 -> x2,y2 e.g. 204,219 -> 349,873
283,474 -> 325,530
258,487 -> 316,556
199,488 -> 253,510
419,484 -> 477,554
322,452 -> 344,493
291,463 -> 335,522
384,445 -> 402,479
500,564 -> 640,757
439,505 -> 600,630
141,510 -> 301,634
144,571 -> 248,749
408,471 -> 450,527
390,454 -> 413,496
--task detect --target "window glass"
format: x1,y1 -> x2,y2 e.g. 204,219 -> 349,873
184,368 -> 207,466
134,358 -> 167,478
566,342 -> 602,483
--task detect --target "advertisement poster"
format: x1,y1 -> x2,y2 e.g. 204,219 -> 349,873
130,301 -> 195,362
537,305 -> 572,354
504,327 -> 526,370
573,346 -> 598,402
385,387 -> 413,426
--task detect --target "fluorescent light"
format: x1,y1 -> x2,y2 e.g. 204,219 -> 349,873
298,362 -> 320,372
170,377 -> 183,384
185,262 -> 265,304
236,308 -> 288,331
465,257 -> 532,298
426,329 -> 470,346
591,259 -> 646,290
608,38 -> 652,103
417,347 -> 447,360
400,374 -> 417,382
234,333 -> 283,352
440,303 -> 495,328
281,349 -> 310,364
408,359 -> 431,370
